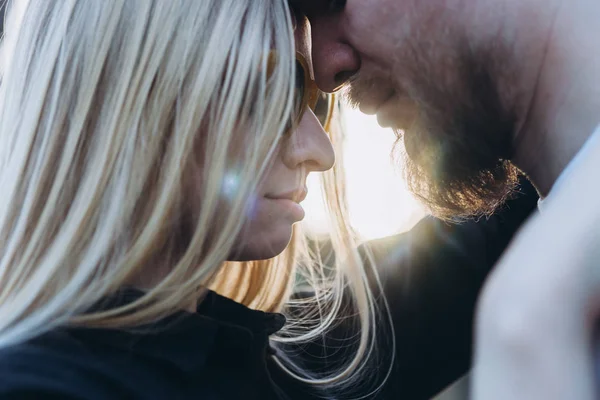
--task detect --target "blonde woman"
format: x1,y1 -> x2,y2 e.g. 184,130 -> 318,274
0,1 -> 543,399
0,0 -> 366,397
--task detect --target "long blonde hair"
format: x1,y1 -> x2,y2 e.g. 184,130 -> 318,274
0,0 -> 392,394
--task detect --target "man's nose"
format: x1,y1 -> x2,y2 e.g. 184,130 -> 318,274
309,15 -> 360,93
282,109 -> 335,173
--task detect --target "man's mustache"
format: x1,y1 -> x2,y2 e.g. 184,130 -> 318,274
341,75 -> 397,110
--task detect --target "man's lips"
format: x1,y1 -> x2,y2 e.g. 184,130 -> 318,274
376,96 -> 419,129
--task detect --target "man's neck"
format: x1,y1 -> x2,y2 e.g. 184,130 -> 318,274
510,0 -> 600,197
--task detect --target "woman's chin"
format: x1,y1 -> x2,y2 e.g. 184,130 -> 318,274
228,225 -> 293,261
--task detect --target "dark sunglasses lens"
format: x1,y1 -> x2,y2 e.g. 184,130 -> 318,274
294,60 -> 306,119
284,60 -> 307,134
313,92 -> 331,127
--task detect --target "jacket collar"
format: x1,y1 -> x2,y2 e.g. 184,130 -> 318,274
71,288 -> 286,375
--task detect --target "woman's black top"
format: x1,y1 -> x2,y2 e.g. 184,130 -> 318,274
0,182 -> 538,399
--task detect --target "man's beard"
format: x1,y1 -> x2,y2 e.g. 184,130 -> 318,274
349,38 -> 521,220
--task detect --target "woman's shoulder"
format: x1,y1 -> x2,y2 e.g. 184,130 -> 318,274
0,330 -> 126,399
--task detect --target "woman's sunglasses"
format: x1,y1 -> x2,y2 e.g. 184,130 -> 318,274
268,51 -> 335,133
293,52 -> 335,132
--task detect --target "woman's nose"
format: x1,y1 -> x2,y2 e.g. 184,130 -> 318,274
282,109 -> 335,172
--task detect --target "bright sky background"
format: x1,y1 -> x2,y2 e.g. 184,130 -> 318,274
303,106 -> 427,240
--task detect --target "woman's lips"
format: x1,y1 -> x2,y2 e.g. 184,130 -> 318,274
264,198 -> 305,221
264,188 -> 308,222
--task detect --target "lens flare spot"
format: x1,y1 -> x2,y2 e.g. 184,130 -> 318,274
222,172 -> 241,200
222,171 -> 260,221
